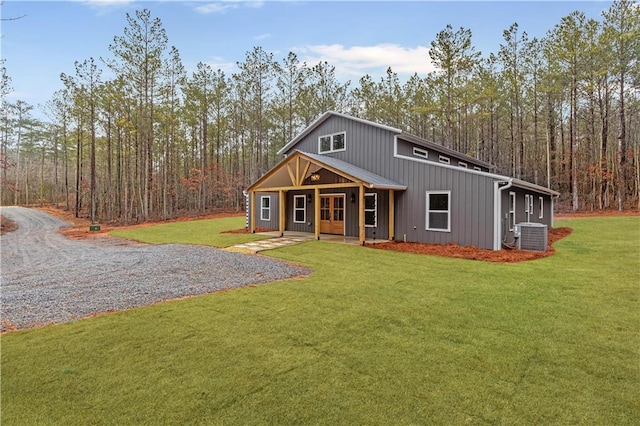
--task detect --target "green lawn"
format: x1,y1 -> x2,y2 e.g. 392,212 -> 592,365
109,215 -> 269,247
2,216 -> 638,424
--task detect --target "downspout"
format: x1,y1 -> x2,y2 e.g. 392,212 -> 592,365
493,178 -> 513,250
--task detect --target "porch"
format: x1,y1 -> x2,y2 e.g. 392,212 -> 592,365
246,151 -> 406,245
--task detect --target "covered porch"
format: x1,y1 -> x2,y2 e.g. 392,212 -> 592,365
246,151 -> 406,245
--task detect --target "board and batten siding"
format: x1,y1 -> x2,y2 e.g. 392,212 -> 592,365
253,192 -> 279,230
282,115 -> 397,171
282,114 -> 496,249
391,160 -> 495,249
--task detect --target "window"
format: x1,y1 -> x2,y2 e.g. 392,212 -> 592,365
473,166 -> 482,171
364,193 -> 377,227
525,194 -> 533,222
318,132 -> 346,153
539,196 -> 544,219
426,191 -> 451,232
260,196 -> 270,221
458,161 -> 467,168
439,155 -> 450,165
509,192 -> 516,231
413,147 -> 428,159
293,195 -> 306,223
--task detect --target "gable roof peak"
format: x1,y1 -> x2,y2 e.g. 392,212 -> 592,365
277,111 -> 402,155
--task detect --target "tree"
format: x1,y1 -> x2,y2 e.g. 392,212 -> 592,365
602,0 -> 640,210
107,8 -> 168,220
429,24 -> 480,149
74,58 -> 102,223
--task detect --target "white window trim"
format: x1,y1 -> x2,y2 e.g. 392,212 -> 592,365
318,131 -> 346,154
260,196 -> 270,221
364,193 -> 377,228
425,190 -> 451,232
473,166 -> 482,171
293,195 -> 306,223
539,196 -> 544,219
509,191 -> 516,231
413,147 -> 428,159
458,161 -> 467,168
438,155 -> 450,165
525,194 -> 533,222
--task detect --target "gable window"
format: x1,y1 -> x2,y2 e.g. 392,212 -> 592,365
364,193 -> 377,227
509,192 -> 516,231
439,155 -> 450,165
539,196 -> 544,219
293,195 -> 306,223
413,147 -> 428,159
458,161 -> 467,168
426,191 -> 451,232
260,196 -> 270,221
318,132 -> 346,154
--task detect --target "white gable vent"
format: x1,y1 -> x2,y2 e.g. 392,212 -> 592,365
515,223 -> 548,252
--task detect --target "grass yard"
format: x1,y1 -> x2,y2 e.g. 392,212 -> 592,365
109,215 -> 269,247
1,216 -> 638,424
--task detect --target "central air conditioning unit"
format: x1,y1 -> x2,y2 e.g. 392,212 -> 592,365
514,223 -> 548,252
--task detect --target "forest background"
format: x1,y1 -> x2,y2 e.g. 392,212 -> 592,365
1,0 -> 638,224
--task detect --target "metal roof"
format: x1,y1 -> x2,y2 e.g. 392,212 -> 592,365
299,151 -> 407,190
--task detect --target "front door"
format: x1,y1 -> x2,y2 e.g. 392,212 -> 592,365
320,194 -> 345,235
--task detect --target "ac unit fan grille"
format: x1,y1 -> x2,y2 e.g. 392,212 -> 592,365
517,223 -> 548,252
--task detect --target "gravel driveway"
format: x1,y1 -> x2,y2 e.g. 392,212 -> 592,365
0,207 -> 310,330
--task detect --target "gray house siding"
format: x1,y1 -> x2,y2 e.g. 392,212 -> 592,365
395,138 -> 489,172
254,192 -> 278,230
391,160 -> 496,249
285,190 -> 314,233
282,115 -> 398,172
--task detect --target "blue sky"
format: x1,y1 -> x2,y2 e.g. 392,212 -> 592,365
2,0 -> 610,119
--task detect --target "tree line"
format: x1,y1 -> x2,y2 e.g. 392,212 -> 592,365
1,1 -> 638,224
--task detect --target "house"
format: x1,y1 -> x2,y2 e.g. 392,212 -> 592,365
246,111 -> 559,251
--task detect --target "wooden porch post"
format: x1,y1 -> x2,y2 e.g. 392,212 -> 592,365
388,190 -> 395,241
278,190 -> 285,237
359,184 -> 365,245
250,191 -> 256,233
314,187 -> 320,240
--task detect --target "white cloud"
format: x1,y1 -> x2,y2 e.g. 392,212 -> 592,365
194,3 -> 237,14
292,43 -> 435,81
194,0 -> 264,15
